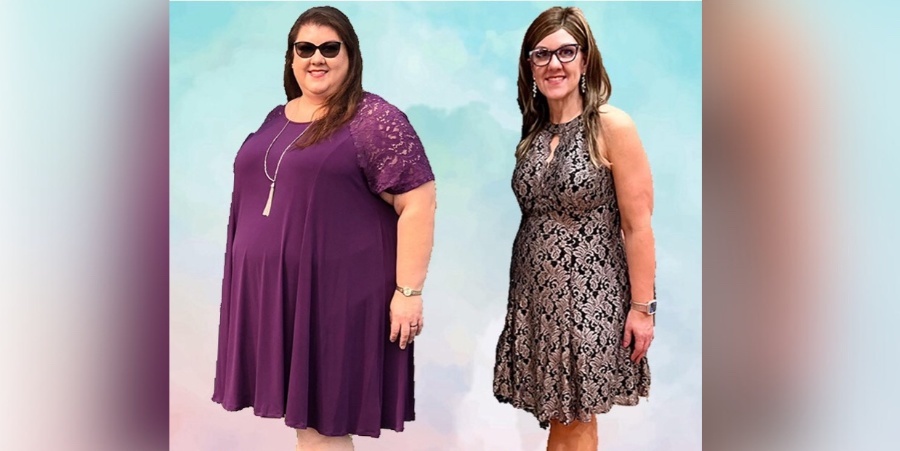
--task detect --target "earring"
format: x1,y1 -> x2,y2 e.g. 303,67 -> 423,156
580,74 -> 587,94
532,81 -> 537,98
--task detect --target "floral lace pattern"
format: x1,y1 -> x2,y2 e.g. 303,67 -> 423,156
350,93 -> 434,195
494,117 -> 650,428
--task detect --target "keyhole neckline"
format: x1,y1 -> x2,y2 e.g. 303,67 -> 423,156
545,115 -> 583,136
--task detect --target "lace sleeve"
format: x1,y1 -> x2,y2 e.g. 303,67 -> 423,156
351,95 -> 435,195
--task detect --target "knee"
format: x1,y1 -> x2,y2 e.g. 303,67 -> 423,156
296,427 -> 328,448
549,415 -> 598,436
296,428 -> 353,450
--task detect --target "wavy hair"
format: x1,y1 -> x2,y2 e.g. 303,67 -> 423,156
283,6 -> 364,148
516,6 -> 612,167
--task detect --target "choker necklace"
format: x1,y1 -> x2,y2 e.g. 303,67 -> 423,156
262,118 -> 311,216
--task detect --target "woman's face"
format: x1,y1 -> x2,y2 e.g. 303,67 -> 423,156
530,29 -> 585,102
291,24 -> 350,102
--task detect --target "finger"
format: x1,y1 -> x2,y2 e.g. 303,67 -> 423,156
636,336 -> 651,362
399,324 -> 411,350
415,318 -> 424,336
389,318 -> 400,343
622,326 -> 633,348
408,324 -> 417,343
631,336 -> 647,362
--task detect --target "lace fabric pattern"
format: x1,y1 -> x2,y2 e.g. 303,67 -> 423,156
493,117 -> 651,428
350,93 -> 434,195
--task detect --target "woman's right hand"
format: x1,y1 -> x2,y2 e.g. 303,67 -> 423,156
389,291 -> 424,350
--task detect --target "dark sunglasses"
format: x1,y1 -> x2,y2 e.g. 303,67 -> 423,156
293,41 -> 343,58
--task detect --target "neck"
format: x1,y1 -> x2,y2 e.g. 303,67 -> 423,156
288,96 -> 327,122
546,92 -> 583,124
298,94 -> 327,108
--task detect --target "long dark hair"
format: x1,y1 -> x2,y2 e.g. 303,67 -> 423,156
516,6 -> 612,167
283,6 -> 364,147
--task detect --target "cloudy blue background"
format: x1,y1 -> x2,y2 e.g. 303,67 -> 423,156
170,2 -> 701,450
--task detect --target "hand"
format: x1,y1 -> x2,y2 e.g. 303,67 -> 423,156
622,309 -> 654,363
389,291 -> 423,350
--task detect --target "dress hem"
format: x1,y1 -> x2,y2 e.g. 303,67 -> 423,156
211,396 -> 414,438
493,389 -> 650,429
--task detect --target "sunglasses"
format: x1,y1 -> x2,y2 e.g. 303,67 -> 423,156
293,41 -> 343,59
527,44 -> 581,67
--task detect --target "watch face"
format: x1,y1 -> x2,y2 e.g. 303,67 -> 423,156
403,288 -> 412,296
648,301 -> 657,314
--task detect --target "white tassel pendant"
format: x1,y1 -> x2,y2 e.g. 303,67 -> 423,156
262,182 -> 275,216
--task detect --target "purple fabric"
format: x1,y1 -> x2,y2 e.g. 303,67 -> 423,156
212,92 -> 434,437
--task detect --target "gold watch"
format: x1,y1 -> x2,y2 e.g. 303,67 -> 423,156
396,286 -> 422,297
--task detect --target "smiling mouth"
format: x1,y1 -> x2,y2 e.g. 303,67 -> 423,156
309,69 -> 328,77
545,75 -> 566,82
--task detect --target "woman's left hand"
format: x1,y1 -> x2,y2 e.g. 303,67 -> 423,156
389,292 -> 424,350
623,309 -> 654,363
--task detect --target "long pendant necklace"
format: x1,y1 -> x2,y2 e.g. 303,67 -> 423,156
262,119 -> 311,216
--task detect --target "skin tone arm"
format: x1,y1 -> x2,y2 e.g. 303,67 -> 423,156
602,106 -> 656,363
380,180 -> 437,350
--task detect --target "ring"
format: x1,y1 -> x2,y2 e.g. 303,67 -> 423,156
410,323 -> 419,328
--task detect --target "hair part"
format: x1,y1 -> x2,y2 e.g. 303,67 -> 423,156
516,6 -> 612,168
283,6 -> 364,148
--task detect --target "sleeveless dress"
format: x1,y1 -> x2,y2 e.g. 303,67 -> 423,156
212,92 -> 434,437
493,116 -> 651,428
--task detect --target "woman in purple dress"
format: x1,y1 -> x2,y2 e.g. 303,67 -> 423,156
212,6 -> 436,450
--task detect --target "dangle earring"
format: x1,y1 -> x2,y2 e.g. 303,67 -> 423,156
580,73 -> 587,94
532,80 -> 538,98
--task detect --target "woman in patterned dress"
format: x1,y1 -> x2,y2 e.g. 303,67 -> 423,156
212,6 -> 436,450
493,7 -> 656,450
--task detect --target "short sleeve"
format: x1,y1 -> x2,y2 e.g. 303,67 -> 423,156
351,95 -> 435,195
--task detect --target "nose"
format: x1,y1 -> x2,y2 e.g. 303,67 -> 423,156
309,49 -> 326,64
547,53 -> 563,69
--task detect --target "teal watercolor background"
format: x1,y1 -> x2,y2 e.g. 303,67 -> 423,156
170,2 -> 701,449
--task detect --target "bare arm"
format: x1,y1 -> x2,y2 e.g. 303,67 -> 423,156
606,110 -> 656,304
603,107 -> 656,362
382,180 -> 437,291
382,181 -> 437,349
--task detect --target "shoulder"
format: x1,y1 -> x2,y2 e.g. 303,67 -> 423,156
260,104 -> 286,127
354,91 -> 408,122
596,104 -> 641,151
596,104 -> 647,167
597,103 -> 636,134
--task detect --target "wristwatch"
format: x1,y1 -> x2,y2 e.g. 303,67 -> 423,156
631,300 -> 657,315
396,286 -> 422,297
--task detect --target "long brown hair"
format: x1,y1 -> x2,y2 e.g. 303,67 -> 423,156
283,6 -> 364,147
516,6 -> 612,167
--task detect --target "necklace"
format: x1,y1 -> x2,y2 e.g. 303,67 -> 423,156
262,118 -> 311,216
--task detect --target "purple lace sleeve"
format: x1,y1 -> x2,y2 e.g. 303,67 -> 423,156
350,94 -> 435,195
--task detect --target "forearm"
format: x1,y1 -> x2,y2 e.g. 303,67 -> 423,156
622,226 -> 656,303
395,205 -> 435,290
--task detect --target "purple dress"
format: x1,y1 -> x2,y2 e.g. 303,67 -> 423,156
212,93 -> 434,437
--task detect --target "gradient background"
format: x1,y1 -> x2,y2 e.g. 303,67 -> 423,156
169,1 -> 701,450
8,1 -> 900,451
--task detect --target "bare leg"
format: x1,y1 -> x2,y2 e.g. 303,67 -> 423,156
547,415 -> 598,451
295,427 -> 354,451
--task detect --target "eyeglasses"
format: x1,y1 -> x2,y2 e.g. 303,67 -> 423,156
293,41 -> 343,58
527,44 -> 581,67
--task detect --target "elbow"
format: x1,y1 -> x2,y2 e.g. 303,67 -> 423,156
620,215 -> 652,237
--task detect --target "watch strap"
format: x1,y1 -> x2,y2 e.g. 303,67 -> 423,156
396,286 -> 422,297
630,300 -> 657,314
